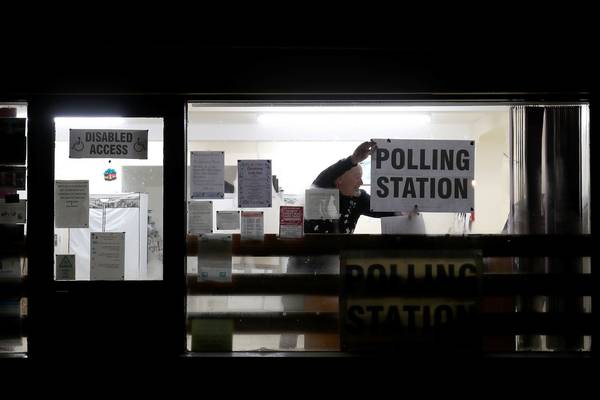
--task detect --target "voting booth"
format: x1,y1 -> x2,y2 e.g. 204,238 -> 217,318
67,193 -> 149,280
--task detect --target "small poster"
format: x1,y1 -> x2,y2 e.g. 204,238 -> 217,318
56,255 -> 76,280
216,210 -> 240,230
238,160 -> 272,208
241,211 -> 264,241
305,188 -> 340,220
0,118 -> 26,165
0,200 -> 26,224
279,206 -> 304,238
90,232 -> 125,280
54,180 -> 89,228
190,151 -> 225,199
69,129 -> 148,159
188,201 -> 213,234
197,233 -> 232,283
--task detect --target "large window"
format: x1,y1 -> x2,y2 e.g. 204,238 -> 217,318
185,103 -> 517,352
53,117 -> 164,281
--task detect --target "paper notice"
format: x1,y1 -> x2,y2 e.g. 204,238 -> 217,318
216,210 -> 240,230
69,129 -> 148,159
197,233 -> 232,282
238,160 -> 272,208
55,180 -> 89,228
279,206 -> 304,238
0,199 -> 26,224
241,211 -> 264,241
305,188 -> 340,220
190,151 -> 225,199
90,232 -> 125,280
191,319 -> 234,352
188,201 -> 213,234
381,214 -> 426,234
56,254 -> 76,280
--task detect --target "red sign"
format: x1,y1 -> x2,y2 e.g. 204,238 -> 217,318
279,206 -> 304,238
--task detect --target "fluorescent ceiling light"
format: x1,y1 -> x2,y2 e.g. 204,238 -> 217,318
54,117 -> 126,128
257,113 -> 431,127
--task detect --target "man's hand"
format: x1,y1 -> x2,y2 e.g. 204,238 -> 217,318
351,140 -> 377,165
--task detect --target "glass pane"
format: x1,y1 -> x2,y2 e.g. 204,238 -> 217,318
53,117 -> 163,280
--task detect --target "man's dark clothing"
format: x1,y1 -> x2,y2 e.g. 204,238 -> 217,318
305,156 -> 394,234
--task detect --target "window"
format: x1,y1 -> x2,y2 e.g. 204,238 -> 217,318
53,117 -> 164,281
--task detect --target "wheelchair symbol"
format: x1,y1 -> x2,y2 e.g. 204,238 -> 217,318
71,136 -> 84,152
133,137 -> 146,152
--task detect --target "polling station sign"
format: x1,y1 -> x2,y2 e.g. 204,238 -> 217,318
371,139 -> 474,212
340,250 -> 482,353
69,129 -> 148,159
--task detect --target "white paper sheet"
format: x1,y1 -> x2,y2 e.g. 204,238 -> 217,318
56,254 -> 75,280
197,233 -> 232,282
0,199 -> 26,224
241,211 -> 264,241
371,139 -> 475,212
188,201 -> 213,234
54,180 -> 89,228
238,160 -> 272,208
381,214 -> 426,234
90,232 -> 125,280
216,210 -> 240,230
279,206 -> 304,238
190,151 -> 225,199
305,188 -> 340,220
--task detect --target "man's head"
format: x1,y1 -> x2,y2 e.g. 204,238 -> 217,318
335,165 -> 363,197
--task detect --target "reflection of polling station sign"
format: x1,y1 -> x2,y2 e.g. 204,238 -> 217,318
69,129 -> 148,159
340,250 -> 482,352
371,139 -> 474,212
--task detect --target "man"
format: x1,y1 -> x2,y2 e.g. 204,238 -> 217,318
305,140 -> 397,234
280,141 -> 403,350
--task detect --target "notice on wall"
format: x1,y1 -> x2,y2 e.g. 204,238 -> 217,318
56,254 -> 76,280
188,201 -> 213,234
197,233 -> 232,282
190,151 -> 225,199
238,160 -> 272,208
305,188 -> 340,220
54,180 -> 89,228
69,129 -> 148,159
279,206 -> 304,238
0,118 -> 26,165
0,257 -> 21,280
241,211 -> 264,241
191,319 -> 234,352
90,232 -> 125,280
371,139 -> 475,212
0,199 -> 26,224
216,210 -> 240,230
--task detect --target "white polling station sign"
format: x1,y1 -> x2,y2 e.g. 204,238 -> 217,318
69,129 -> 148,159
370,139 -> 475,212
